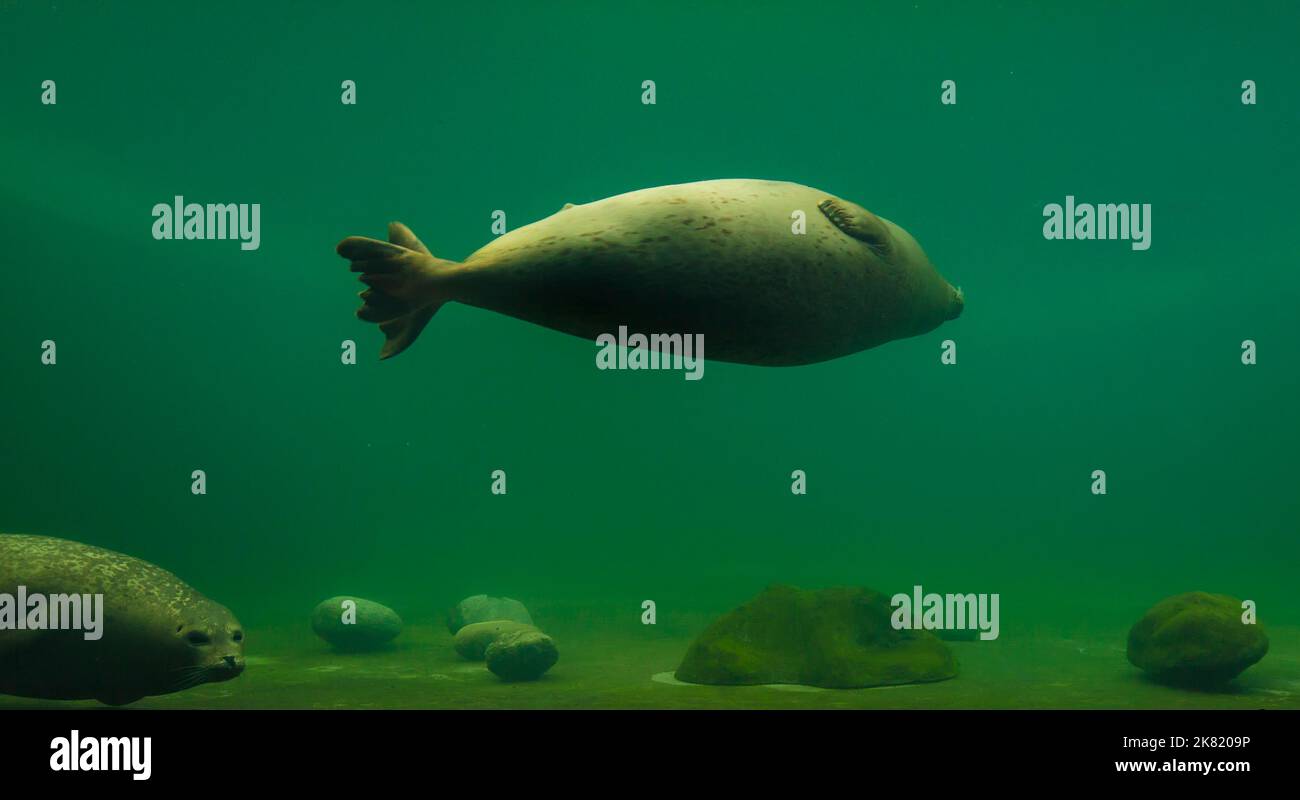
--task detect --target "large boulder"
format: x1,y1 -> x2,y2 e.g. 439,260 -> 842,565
1127,592 -> 1268,686
486,630 -> 559,681
676,585 -> 956,689
446,595 -> 533,634
311,596 -> 402,651
454,620 -> 539,661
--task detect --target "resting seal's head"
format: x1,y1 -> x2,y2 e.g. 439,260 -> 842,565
0,534 -> 250,705
167,602 -> 246,691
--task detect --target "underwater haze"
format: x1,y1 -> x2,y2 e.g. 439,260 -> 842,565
1,0 -> 1298,709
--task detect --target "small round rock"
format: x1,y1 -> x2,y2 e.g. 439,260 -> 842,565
485,630 -> 558,681
454,620 -> 538,661
311,596 -> 403,651
446,594 -> 534,634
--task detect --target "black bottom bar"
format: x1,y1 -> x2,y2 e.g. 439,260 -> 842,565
3,709 -> 1287,786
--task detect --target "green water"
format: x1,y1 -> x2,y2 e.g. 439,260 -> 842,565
2,1 -> 1298,708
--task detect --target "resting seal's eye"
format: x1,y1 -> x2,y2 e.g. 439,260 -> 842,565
232,630 -> 244,642
185,631 -> 211,646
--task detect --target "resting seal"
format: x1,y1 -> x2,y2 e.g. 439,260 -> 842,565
337,178 -> 964,365
0,534 -> 245,705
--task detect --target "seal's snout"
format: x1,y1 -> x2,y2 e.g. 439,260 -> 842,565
213,654 -> 245,680
947,285 -> 965,320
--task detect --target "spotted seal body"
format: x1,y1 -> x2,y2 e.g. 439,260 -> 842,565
0,534 -> 244,705
337,179 -> 964,365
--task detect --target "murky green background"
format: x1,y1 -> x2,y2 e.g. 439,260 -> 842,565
2,1 -> 1297,706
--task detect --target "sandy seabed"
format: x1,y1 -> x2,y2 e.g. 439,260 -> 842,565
3,622 -> 1298,710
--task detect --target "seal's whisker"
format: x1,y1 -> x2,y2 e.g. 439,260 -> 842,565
169,669 -> 211,692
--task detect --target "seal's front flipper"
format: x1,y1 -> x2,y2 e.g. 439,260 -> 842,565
818,198 -> 893,258
336,221 -> 459,360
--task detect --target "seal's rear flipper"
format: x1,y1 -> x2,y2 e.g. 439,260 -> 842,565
336,221 -> 457,360
377,306 -> 436,359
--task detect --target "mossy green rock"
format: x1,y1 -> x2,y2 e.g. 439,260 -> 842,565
310,596 -> 403,651
454,620 -> 539,661
485,630 -> 559,681
1127,592 -> 1268,686
675,585 -> 957,689
446,595 -> 534,634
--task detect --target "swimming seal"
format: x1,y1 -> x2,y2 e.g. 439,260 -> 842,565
336,178 -> 964,365
0,534 -> 245,705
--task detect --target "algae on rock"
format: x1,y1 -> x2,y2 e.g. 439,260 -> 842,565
675,585 -> 957,689
1127,591 -> 1268,686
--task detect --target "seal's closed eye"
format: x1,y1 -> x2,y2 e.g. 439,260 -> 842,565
818,197 -> 893,258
